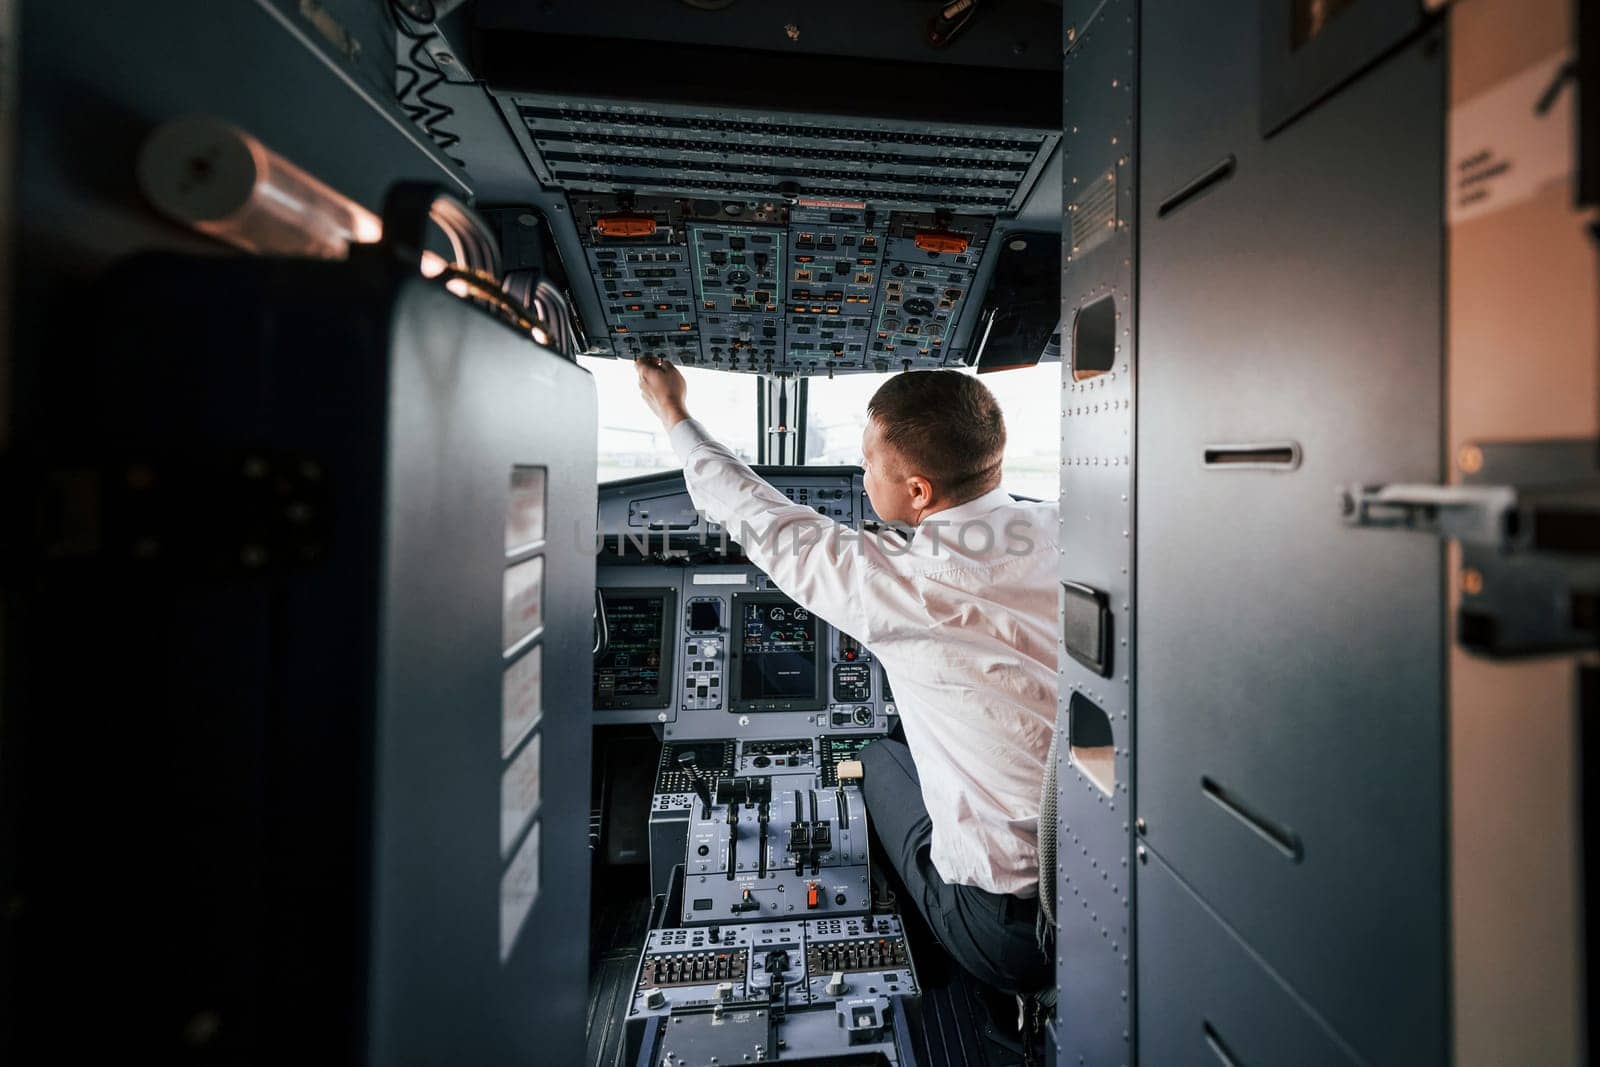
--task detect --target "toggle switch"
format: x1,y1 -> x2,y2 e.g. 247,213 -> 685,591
807,881 -> 820,909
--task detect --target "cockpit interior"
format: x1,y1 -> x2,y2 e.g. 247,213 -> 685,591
3,2 -> 1597,1066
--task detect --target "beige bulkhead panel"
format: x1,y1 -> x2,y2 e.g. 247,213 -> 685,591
1448,1 -> 1596,1063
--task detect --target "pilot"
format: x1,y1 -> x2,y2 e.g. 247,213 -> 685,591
635,355 -> 1057,996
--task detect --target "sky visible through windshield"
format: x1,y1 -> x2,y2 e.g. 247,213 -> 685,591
584,355 -> 759,482
581,355 -> 1061,501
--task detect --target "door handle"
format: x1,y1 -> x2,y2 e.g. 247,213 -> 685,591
1340,439 -> 1600,657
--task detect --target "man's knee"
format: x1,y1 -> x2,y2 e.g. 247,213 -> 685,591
859,737 -> 913,780
857,737 -> 892,774
857,738 -> 911,810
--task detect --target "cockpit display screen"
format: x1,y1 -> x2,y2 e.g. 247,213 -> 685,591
730,592 -> 827,712
595,589 -> 676,710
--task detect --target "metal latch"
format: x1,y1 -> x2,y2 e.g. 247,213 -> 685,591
1341,483 -> 1520,548
1342,439 -> 1600,657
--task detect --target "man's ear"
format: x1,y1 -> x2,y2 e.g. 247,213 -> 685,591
906,473 -> 935,511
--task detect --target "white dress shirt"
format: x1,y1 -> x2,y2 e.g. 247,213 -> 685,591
669,418 -> 1060,897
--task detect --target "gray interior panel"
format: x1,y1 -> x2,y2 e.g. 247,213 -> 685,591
1055,0 -> 1140,1061
371,283 -> 598,1065
1138,855 -> 1364,1067
1136,6 -> 1446,1063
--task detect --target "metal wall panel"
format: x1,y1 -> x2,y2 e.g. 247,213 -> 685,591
1056,0 -> 1139,1062
1136,3 -> 1446,1063
371,283 -> 598,1065
1138,856 -> 1362,1067
6,258 -> 597,1063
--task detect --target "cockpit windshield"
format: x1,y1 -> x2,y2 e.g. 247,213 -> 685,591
584,354 -> 1058,498
582,354 -> 759,482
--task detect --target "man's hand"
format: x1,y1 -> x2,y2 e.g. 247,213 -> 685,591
636,355 -> 691,430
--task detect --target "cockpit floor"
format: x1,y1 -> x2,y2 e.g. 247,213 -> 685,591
585,887 -> 653,1067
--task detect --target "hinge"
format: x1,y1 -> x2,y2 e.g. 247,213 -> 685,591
1342,438 -> 1600,658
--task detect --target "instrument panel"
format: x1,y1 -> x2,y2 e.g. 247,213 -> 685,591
592,565 -> 896,740
593,467 -> 897,735
499,92 -> 1060,379
573,192 -> 994,376
596,465 -> 886,543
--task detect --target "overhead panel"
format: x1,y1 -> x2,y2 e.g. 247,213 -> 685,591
509,95 -> 1056,213
503,94 -> 1056,376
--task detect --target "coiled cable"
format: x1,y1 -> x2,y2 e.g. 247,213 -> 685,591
387,0 -> 465,166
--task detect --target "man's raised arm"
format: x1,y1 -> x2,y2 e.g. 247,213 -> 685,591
633,356 -> 904,643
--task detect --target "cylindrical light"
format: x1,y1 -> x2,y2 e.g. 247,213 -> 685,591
137,116 -> 383,259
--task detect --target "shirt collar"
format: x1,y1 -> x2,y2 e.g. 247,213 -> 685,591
919,486 -> 1014,527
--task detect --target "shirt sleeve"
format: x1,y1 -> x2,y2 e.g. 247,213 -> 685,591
668,418 -> 907,645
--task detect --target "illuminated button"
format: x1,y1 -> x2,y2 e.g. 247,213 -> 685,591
595,215 -> 657,238
807,882 -> 819,909
913,231 -> 969,255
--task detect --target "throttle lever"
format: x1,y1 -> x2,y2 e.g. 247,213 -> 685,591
676,750 -> 713,819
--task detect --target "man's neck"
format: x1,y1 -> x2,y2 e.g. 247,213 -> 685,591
913,482 -> 1004,525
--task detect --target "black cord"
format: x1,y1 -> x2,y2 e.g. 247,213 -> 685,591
386,0 -> 466,166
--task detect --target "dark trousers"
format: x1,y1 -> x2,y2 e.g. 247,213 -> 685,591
859,739 -> 1052,995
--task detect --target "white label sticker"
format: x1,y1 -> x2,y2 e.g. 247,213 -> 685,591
691,573 -> 749,586
506,466 -> 547,553
502,644 -> 543,757
501,733 -> 541,857
499,820 -> 540,963
1449,51 -> 1574,225
502,555 -> 544,653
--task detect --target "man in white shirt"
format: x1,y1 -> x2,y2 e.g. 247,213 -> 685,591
635,356 -> 1059,994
